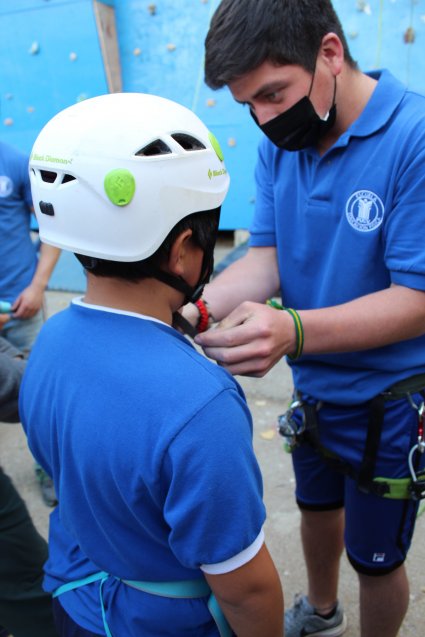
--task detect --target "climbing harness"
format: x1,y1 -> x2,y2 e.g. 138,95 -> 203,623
278,374 -> 425,501
53,571 -> 232,637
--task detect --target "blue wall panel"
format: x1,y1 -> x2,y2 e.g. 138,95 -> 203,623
333,0 -> 425,92
0,0 -> 108,154
112,0 -> 261,229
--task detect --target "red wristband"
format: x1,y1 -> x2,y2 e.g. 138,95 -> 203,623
195,299 -> 210,333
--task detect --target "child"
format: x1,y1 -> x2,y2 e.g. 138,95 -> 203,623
19,93 -> 283,636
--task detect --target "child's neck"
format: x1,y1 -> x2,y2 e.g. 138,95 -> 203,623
82,274 -> 179,326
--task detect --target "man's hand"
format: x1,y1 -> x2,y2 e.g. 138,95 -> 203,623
12,284 -> 44,319
195,301 -> 295,376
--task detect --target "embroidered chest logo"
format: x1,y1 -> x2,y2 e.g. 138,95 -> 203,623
346,190 -> 384,232
0,176 -> 13,198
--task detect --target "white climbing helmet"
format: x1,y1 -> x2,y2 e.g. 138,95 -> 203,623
29,93 -> 229,261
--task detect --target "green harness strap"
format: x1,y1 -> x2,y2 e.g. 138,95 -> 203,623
53,572 -> 232,637
374,471 -> 425,500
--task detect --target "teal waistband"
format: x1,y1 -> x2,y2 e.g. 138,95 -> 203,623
53,571 -> 232,637
123,577 -> 211,598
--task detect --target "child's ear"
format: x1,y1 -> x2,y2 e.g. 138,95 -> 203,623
168,229 -> 193,276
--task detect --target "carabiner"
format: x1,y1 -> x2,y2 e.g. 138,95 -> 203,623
277,399 -> 303,451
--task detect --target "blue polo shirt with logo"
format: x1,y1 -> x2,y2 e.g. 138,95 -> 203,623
250,70 -> 425,404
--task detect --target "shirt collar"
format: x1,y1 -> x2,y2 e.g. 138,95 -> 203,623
336,69 -> 406,145
71,296 -> 169,327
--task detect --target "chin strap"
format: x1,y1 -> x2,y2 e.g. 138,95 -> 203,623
172,312 -> 198,338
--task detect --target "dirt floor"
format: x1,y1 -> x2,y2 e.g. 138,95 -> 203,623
1,259 -> 424,635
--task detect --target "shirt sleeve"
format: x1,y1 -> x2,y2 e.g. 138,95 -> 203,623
201,528 -> 265,575
384,129 -> 425,290
249,138 -> 277,248
161,387 -> 266,570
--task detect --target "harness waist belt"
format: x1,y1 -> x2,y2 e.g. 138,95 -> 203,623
53,571 -> 232,637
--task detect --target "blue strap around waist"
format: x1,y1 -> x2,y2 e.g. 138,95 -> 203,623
53,571 -> 232,637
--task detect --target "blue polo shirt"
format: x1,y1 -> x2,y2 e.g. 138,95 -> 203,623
20,302 -> 266,635
0,142 -> 36,303
251,70 -> 425,404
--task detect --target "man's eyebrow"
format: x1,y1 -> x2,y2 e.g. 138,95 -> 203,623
233,81 -> 288,106
254,82 -> 287,99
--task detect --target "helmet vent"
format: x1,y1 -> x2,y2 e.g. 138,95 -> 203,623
135,139 -> 172,157
171,133 -> 206,151
61,174 -> 76,184
40,169 -> 58,183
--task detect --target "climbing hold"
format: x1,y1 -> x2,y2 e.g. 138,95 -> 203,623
166,43 -> 176,52
29,41 -> 40,55
227,138 -> 236,147
3,118 -> 13,126
147,4 -> 157,15
133,47 -> 142,56
356,1 -> 371,15
206,98 -> 216,107
69,52 -> 78,61
27,106 -> 35,113
404,27 -> 415,44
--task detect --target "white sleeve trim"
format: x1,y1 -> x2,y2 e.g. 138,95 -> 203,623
200,529 -> 265,575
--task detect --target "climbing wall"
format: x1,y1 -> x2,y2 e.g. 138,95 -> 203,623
112,0 -> 425,230
333,0 -> 425,90
1,0 -> 424,232
0,1 -> 111,153
112,0 -> 260,230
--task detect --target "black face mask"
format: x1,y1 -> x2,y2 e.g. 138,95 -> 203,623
251,77 -> 337,151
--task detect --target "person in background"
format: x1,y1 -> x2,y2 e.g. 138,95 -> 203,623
181,1 -> 425,636
0,140 -> 60,507
0,324 -> 58,637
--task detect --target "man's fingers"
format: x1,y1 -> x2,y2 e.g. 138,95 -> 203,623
195,303 -> 260,348
195,321 -> 260,350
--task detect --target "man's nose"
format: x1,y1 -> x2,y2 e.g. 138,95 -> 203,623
252,105 -> 280,126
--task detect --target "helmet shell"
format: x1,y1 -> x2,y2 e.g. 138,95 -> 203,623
30,93 -> 229,261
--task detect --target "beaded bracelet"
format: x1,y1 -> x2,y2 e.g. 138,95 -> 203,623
266,299 -> 304,360
195,298 -> 210,333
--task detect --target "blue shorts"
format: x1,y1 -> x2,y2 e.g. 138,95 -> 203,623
290,392 -> 425,575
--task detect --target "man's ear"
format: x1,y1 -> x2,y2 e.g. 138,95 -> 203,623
167,229 -> 193,276
319,32 -> 344,76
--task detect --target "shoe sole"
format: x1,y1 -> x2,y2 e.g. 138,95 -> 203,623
302,613 -> 347,637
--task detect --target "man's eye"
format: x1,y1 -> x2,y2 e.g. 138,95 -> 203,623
266,91 -> 281,102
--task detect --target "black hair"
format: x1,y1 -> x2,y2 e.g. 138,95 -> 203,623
75,207 -> 220,282
205,0 -> 357,89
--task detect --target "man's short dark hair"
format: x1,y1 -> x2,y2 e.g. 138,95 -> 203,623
75,208 -> 220,282
205,0 -> 357,89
